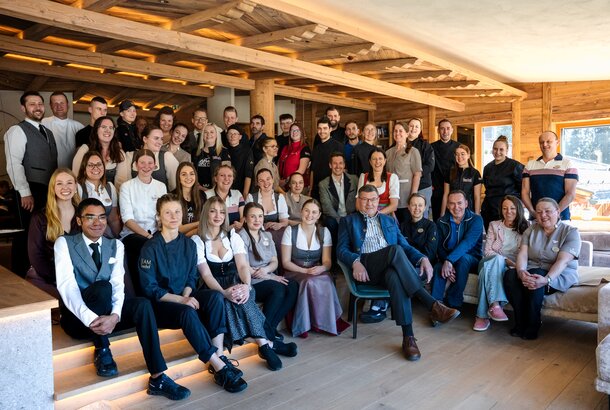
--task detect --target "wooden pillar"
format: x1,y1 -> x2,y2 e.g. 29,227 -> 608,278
428,106 -> 437,142
250,79 -> 274,135
512,100 -> 522,163
309,102 -> 318,146
542,82 -> 552,132
367,110 -> 375,123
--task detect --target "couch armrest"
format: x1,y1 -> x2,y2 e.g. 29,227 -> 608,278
580,240 -> 593,267
598,282 -> 610,344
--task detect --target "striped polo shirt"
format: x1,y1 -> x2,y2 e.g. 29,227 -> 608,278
523,153 -> 578,220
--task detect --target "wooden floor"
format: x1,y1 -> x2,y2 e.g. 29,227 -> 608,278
99,302 -> 606,410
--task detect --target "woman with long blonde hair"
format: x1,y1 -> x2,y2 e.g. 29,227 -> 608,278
26,168 -> 80,298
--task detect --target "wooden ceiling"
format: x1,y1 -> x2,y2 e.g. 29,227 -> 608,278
0,0 -> 527,114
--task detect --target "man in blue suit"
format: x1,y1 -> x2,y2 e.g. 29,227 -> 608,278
337,185 -> 460,361
54,198 -> 190,400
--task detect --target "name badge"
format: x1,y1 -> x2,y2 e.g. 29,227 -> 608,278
417,228 -> 424,233
552,246 -> 560,252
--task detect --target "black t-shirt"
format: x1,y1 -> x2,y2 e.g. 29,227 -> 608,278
310,138 -> 344,198
275,134 -> 289,164
411,137 -> 435,189
313,126 -> 346,147
445,166 -> 482,211
194,147 -> 231,189
431,139 -> 460,190
75,125 -> 93,147
352,142 -> 376,177
227,143 -> 254,193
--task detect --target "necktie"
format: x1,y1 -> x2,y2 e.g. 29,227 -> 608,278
89,243 -> 101,271
38,124 -> 48,142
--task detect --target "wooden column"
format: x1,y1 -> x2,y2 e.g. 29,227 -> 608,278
367,110 -> 375,123
428,106 -> 437,141
512,100 -> 522,163
250,79 -> 275,134
542,82 -> 552,132
309,102 -> 318,146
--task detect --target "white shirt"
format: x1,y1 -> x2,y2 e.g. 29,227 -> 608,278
192,229 -> 246,264
42,116 -> 84,168
77,180 -> 118,208
119,177 -> 167,238
281,225 -> 332,251
55,235 -> 125,327
356,173 -> 400,199
332,173 -> 346,216
3,118 -> 46,197
114,150 -> 179,192
246,192 -> 289,219
72,144 -> 123,178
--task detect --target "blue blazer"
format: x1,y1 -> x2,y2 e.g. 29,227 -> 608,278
337,212 -> 424,267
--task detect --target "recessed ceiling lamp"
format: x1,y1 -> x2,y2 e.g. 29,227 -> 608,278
159,0 -> 169,3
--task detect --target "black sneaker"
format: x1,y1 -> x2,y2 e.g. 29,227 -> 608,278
147,373 -> 191,400
93,347 -> 118,377
272,340 -> 298,357
258,343 -> 282,371
273,330 -> 284,342
213,365 -> 248,393
208,355 -> 243,378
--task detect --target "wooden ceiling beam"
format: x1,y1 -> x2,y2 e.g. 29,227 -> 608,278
227,23 -> 328,48
274,84 -> 376,110
253,0 -> 527,98
80,0 -> 126,13
295,42 -> 382,62
0,1 -> 463,111
108,89 -> 133,106
170,0 -> 256,32
410,80 -> 480,90
19,25 -> 57,41
327,57 -> 419,74
431,89 -> 504,97
73,83 -> 91,101
0,35 -> 253,89
372,70 -> 453,82
0,59 -> 214,98
95,39 -> 131,54
27,75 -> 50,90
143,94 -> 175,110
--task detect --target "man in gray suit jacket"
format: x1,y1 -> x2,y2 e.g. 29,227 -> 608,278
319,152 -> 358,241
54,198 -> 190,401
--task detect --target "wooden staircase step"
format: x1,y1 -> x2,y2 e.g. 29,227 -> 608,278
53,342 -> 258,409
53,329 -> 184,372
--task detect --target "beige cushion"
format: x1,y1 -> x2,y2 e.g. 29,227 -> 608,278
597,334 -> 610,383
543,284 -> 602,314
578,266 -> 610,286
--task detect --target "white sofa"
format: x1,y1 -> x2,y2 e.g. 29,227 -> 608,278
463,241 -> 610,323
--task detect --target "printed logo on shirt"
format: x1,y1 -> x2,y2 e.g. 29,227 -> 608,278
140,258 -> 152,269
463,178 -> 473,182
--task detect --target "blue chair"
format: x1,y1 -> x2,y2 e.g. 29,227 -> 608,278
337,260 -> 390,339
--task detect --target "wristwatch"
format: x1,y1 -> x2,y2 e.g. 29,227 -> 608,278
547,275 -> 553,285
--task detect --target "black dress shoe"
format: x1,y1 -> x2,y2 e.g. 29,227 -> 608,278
273,330 -> 284,342
359,309 -> 386,324
94,347 -> 118,377
402,336 -> 421,361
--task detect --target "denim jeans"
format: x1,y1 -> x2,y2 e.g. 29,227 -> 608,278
476,254 -> 509,318
432,253 -> 480,307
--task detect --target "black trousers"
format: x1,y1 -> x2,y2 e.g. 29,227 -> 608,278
359,245 -> 424,326
13,183 -> 48,277
431,187 -> 444,221
60,281 -> 167,375
254,278 -> 299,340
503,268 -> 555,337
152,288 -> 226,363
122,233 -> 149,296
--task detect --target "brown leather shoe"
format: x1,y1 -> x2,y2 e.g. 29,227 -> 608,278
430,301 -> 460,326
402,336 -> 421,361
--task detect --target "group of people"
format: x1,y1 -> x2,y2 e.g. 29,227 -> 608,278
3,91 -> 582,400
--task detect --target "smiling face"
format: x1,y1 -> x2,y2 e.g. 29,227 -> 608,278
203,124 -> 217,148
539,131 -> 559,160
329,155 -> 345,177
120,106 -> 137,124
455,147 -> 470,167
501,198 -> 517,225
280,118 -> 293,135
143,129 -> 164,152
289,173 -> 304,194
85,155 -> 105,182
179,164 -> 196,189
535,200 -> 560,230
263,140 -> 279,159
301,202 -> 321,225
136,154 -> 155,178
493,140 -> 508,162
246,206 -> 264,231
393,124 -> 407,146
171,125 -> 188,146
257,170 -> 274,192
89,100 -> 107,122
207,200 -> 226,227
447,192 -> 467,220
358,190 -> 380,217
54,172 -> 76,201
408,195 -> 426,221
289,124 -> 302,142
326,109 -> 340,128
50,94 -> 69,120
78,204 -> 107,241
345,122 -> 359,140
223,110 -> 237,128
97,118 -> 115,144
369,151 -> 386,172
159,114 -> 173,134
22,94 -> 45,122
363,124 -> 377,144
438,121 -> 453,142
192,110 -> 208,131
317,123 -> 331,142
227,129 -> 241,147
159,200 -> 182,231
407,119 -> 422,140
214,166 -> 234,191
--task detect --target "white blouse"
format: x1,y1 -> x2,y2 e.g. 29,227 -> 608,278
281,225 -> 332,251
77,180 -> 118,208
192,229 -> 246,264
356,173 -> 400,199
246,192 -> 289,219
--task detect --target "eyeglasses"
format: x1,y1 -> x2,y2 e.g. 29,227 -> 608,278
358,196 -> 379,203
193,117 -> 207,122
87,163 -> 104,169
81,214 -> 107,222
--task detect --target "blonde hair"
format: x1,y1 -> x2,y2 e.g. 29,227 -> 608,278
198,123 -> 224,155
197,195 -> 229,240
45,168 -> 80,241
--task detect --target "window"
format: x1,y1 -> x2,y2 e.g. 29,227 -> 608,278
480,123 -> 513,167
558,119 -> 610,220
